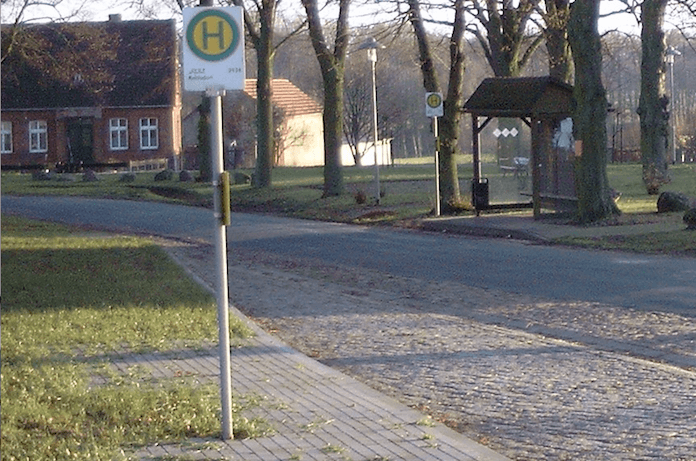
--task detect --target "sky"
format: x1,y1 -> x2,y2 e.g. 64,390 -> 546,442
4,0 -> 643,35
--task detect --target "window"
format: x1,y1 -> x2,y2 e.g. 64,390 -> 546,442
139,118 -> 158,149
109,118 -> 128,150
1,121 -> 12,154
29,120 -> 48,153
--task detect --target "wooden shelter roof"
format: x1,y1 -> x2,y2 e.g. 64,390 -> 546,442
462,77 -> 574,118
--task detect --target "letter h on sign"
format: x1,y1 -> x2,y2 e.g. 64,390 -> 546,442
202,20 -> 225,50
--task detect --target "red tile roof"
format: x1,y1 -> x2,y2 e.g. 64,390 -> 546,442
243,79 -> 322,117
1,19 -> 177,109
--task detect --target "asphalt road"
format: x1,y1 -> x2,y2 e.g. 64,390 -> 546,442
3,195 -> 695,315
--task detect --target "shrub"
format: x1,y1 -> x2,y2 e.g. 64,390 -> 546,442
119,172 -> 137,183
179,170 -> 194,182
154,169 -> 174,181
354,189 -> 367,205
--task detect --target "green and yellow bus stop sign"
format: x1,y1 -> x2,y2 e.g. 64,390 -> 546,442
183,7 -> 246,91
186,9 -> 240,61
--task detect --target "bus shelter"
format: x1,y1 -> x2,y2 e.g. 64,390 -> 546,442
462,77 -> 577,217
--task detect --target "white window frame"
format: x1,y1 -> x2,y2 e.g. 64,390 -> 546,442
29,120 -> 48,153
1,121 -> 12,154
139,118 -> 158,150
109,118 -> 128,150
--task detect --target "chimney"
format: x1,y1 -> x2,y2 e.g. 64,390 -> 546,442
109,14 -> 122,22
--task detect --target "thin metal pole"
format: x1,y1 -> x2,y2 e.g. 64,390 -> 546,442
432,117 -> 440,216
472,114 -> 481,182
370,58 -> 380,204
209,89 -> 233,441
669,58 -> 677,164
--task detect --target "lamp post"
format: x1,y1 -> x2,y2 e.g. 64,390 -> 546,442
358,37 -> 384,204
666,46 -> 681,163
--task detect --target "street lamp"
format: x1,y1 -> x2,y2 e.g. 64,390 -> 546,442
666,46 -> 682,163
358,37 -> 384,204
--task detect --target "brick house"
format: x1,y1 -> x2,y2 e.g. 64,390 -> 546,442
1,15 -> 182,171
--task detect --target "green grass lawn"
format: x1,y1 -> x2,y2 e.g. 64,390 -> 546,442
1,171 -> 215,207
0,216 -> 269,461
2,162 -> 695,253
4,162 -> 694,215
607,163 -> 696,213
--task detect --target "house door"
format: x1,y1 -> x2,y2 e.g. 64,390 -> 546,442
66,118 -> 94,166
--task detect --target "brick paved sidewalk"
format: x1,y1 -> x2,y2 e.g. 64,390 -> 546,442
130,301 -> 511,461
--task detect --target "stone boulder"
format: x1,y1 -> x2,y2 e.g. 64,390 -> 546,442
154,169 -> 174,181
684,208 -> 696,230
32,170 -> 54,181
234,171 -> 251,185
82,170 -> 99,182
657,191 -> 694,213
179,170 -> 194,182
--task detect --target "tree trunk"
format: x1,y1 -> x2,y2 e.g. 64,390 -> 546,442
233,0 -> 278,188
408,0 -> 465,211
439,0 -> 466,211
567,0 -> 620,222
408,0 -> 439,92
322,65 -> 346,195
197,97 -> 212,182
544,0 -> 573,83
638,0 -> 669,193
302,0 -> 350,197
253,1 -> 276,187
473,0 -> 543,78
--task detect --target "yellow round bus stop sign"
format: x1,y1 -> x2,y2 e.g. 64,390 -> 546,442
183,7 -> 245,91
187,9 -> 240,61
425,92 -> 444,117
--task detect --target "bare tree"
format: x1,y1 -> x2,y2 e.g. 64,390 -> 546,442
232,0 -> 279,188
230,1 -> 305,187
637,0 -> 671,192
342,68 -> 371,166
406,0 -> 466,212
568,0 -> 621,222
302,0 -> 351,197
469,0 -> 543,78
539,0 -> 573,83
1,0 -> 91,64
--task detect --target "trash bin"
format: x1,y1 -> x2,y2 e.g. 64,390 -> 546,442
471,178 -> 489,210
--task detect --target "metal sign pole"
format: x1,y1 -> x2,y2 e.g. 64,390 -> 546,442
184,0 -> 243,441
433,116 -> 441,217
209,88 -> 233,440
425,93 -> 443,217
370,53 -> 380,204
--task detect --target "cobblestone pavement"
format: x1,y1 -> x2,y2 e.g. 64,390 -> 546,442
168,241 -> 696,461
